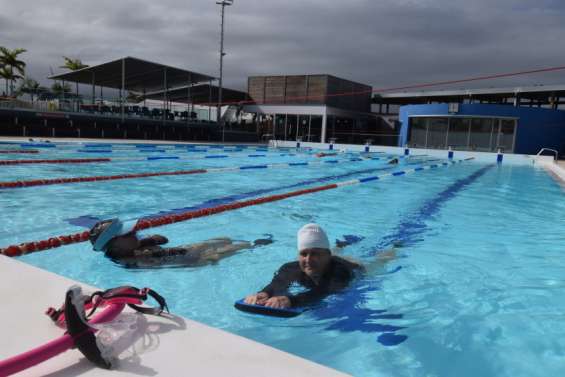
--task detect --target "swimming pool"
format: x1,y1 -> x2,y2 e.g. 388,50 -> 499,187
2,141 -> 565,377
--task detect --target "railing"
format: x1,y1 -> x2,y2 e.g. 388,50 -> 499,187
0,98 -> 216,123
536,148 -> 558,160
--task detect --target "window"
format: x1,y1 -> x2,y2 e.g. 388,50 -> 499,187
427,118 -> 448,149
408,118 -> 427,147
408,116 -> 517,153
469,118 -> 494,151
497,119 -> 516,152
447,118 -> 470,149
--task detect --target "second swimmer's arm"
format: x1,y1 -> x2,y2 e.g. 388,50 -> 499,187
139,235 -> 169,247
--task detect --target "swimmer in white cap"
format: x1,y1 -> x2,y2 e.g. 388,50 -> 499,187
244,223 -> 363,309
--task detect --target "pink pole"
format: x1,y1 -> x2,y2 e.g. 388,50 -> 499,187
0,303 -> 124,377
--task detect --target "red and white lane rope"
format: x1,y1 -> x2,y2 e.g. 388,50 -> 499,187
0,158 -> 472,257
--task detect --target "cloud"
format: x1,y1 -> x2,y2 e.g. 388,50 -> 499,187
1,0 -> 564,93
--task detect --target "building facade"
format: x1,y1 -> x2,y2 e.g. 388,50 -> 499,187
399,103 -> 565,155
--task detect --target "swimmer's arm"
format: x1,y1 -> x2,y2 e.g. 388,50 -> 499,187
286,289 -> 323,308
363,247 -> 398,275
245,263 -> 295,305
139,235 -> 168,247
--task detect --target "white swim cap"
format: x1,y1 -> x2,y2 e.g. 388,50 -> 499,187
297,223 -> 330,251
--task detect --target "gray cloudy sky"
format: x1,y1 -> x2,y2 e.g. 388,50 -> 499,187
1,0 -> 564,92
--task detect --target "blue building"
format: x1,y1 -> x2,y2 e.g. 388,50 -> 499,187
375,85 -> 565,155
398,103 -> 565,154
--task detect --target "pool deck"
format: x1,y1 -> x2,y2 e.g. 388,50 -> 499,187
534,158 -> 565,184
0,256 -> 349,377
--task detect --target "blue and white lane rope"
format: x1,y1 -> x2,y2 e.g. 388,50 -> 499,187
332,159 -> 472,188
88,152 -> 409,164
116,158 -> 475,225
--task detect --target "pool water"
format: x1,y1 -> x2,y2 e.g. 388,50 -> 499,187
2,141 -> 565,377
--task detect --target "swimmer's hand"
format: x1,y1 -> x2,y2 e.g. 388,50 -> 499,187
149,235 -> 168,245
139,234 -> 168,247
244,292 -> 269,305
264,296 -> 291,309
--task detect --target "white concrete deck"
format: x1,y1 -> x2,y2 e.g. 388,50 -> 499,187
0,256 -> 350,377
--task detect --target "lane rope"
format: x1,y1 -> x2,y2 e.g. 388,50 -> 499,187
0,150 -> 323,166
0,158 -> 473,257
0,156 -> 379,189
0,158 -> 111,165
0,150 -> 39,154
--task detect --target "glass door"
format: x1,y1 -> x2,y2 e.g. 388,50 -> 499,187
427,118 -> 448,149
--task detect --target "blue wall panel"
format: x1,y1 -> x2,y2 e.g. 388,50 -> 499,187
398,104 -> 565,155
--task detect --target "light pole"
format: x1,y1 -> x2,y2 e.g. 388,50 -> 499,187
216,0 -> 233,143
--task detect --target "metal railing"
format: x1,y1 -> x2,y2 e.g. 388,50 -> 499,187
0,98 -> 216,123
536,148 -> 559,160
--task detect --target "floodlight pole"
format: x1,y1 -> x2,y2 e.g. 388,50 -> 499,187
217,0 -> 233,142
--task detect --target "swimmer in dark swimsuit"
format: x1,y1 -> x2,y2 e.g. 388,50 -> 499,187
315,152 -> 338,158
245,223 -> 363,308
89,218 -> 273,268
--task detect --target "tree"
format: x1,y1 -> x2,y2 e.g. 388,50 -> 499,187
60,56 -> 88,71
126,91 -> 144,103
17,77 -> 41,102
0,47 -> 27,95
60,56 -> 89,103
51,82 -> 72,96
0,66 -> 22,97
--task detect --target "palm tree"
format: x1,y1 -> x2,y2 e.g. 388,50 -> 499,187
51,82 -> 72,96
0,47 -> 27,95
0,66 -> 22,97
60,56 -> 88,107
60,56 -> 88,71
18,77 -> 41,102
126,91 -> 144,103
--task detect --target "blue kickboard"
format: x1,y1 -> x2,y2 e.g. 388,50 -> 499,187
234,299 -> 305,318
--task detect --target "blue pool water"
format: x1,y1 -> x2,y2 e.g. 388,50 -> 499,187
2,141 -> 565,377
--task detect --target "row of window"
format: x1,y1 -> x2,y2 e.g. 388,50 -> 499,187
408,117 -> 516,152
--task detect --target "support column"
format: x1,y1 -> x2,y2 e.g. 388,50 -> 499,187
513,93 -> 520,107
121,58 -> 125,122
186,73 -> 192,124
307,115 -> 312,142
208,80 -> 212,121
91,72 -> 95,105
163,68 -> 167,123
321,110 -> 328,144
75,81 -> 79,112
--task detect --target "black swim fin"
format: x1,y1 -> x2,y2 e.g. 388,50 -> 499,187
64,286 -> 112,369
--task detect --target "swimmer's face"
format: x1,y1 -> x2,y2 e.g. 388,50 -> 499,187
298,248 -> 331,280
106,232 -> 139,253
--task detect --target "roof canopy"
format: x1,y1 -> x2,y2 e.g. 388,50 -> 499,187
144,84 -> 248,105
49,57 -> 216,93
374,84 -> 565,106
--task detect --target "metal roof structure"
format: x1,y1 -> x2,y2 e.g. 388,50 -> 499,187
143,84 -> 248,105
373,84 -> 565,109
48,57 -> 216,93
